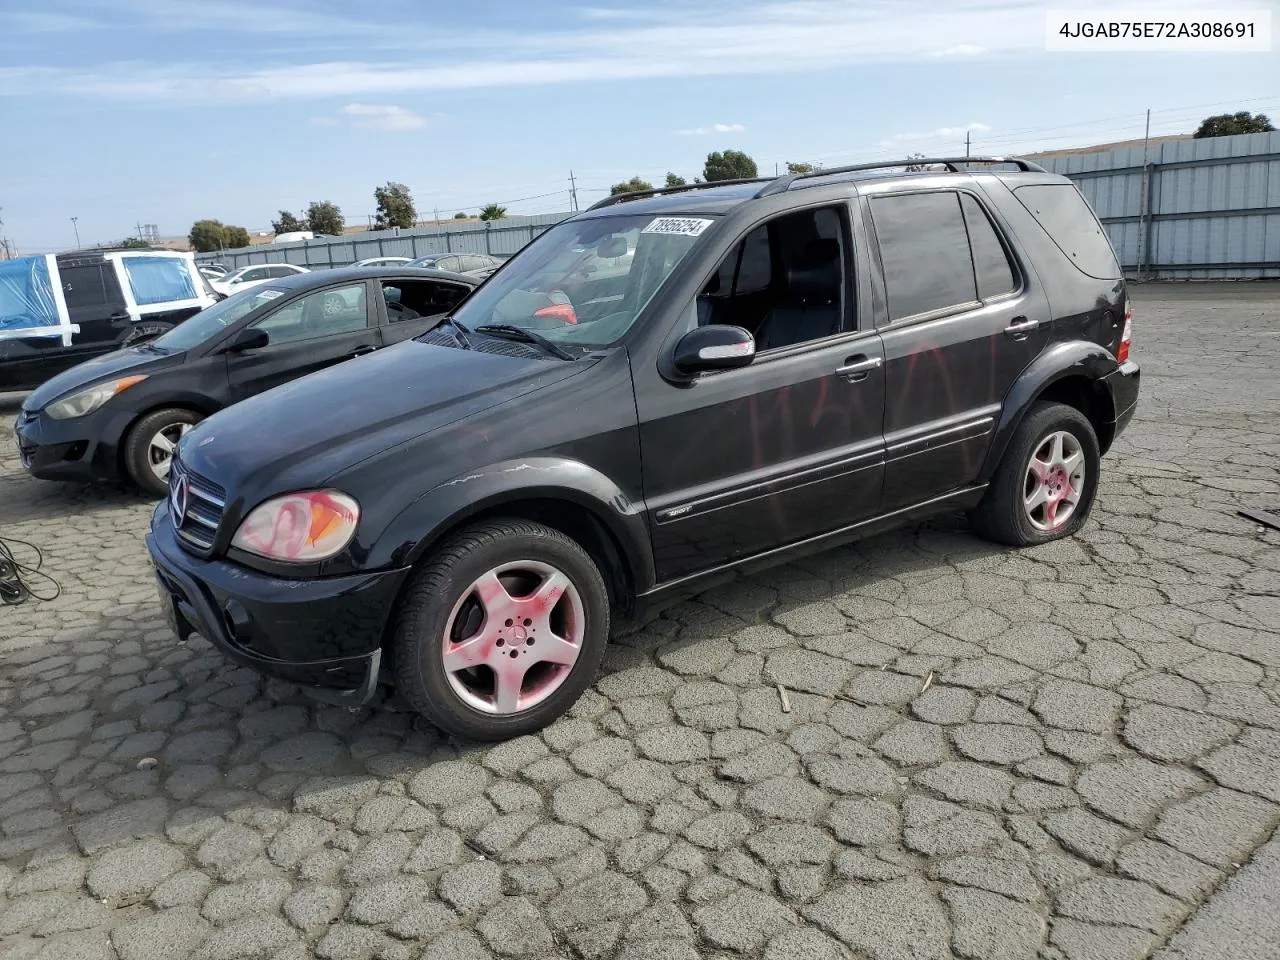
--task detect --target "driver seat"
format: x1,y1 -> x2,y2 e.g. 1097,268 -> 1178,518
752,240 -> 842,351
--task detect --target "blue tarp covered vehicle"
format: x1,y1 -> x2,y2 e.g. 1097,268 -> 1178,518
0,250 -> 217,391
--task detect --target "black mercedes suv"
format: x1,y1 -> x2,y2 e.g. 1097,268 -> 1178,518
147,157 -> 1140,741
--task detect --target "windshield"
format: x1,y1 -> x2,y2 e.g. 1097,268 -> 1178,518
450,213 -> 713,347
150,286 -> 284,351
409,257 -> 440,268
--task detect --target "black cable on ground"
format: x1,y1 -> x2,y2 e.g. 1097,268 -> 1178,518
0,536 -> 61,605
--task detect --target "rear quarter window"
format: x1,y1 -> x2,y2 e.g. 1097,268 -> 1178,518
1013,184 -> 1120,280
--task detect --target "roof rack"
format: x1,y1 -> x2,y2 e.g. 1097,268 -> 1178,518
755,156 -> 1046,197
585,156 -> 1046,211
588,176 -> 776,211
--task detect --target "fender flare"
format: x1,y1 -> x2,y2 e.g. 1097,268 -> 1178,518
369,456 -> 655,593
980,340 -> 1119,481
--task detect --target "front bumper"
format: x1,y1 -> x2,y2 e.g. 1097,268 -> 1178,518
13,406 -> 130,483
1104,359 -> 1141,443
146,502 -> 411,704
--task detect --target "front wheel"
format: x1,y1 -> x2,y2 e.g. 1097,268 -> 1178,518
969,401 -> 1100,547
391,520 -> 610,741
123,408 -> 202,497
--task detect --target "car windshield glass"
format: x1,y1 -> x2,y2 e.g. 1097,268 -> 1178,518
410,257 -> 439,268
150,287 -> 284,351
450,213 -> 714,347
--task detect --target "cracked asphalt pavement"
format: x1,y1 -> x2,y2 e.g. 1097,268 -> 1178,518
0,284 -> 1277,960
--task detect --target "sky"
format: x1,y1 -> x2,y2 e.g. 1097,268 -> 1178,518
1,0 -> 1276,252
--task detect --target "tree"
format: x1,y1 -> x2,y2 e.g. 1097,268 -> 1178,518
904,152 -> 928,172
479,203 -> 507,221
610,176 -> 655,196
703,149 -> 758,182
305,200 -> 344,235
786,161 -> 814,174
224,226 -> 252,248
665,172 -> 687,188
189,219 -> 229,253
271,210 -> 305,235
1193,111 -> 1274,139
373,181 -> 417,229
118,237 -> 150,249
454,212 -> 468,219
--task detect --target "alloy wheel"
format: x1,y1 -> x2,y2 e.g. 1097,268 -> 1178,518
1024,429 -> 1086,531
441,560 -> 585,715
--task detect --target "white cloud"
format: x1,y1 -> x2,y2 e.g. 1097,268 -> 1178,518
5,0 -> 1266,102
338,103 -> 428,131
677,122 -> 747,136
879,122 -> 992,146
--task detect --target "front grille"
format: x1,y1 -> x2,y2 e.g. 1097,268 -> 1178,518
169,458 -> 226,555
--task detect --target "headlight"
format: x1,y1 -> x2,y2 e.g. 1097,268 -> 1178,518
231,490 -> 360,562
45,375 -> 148,420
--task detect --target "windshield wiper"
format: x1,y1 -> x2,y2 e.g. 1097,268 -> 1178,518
475,324 -> 575,361
434,315 -> 474,350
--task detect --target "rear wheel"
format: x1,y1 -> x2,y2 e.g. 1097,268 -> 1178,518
391,519 -> 610,741
123,408 -> 202,497
122,321 -> 174,347
969,401 -> 1100,546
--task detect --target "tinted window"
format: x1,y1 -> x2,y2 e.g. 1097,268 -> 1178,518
151,287 -> 284,352
1014,184 -> 1120,279
60,266 -> 108,309
734,226 -> 772,294
241,267 -> 268,282
438,257 -> 460,273
254,282 -> 368,344
269,264 -> 299,277
960,195 -> 1017,300
871,192 -> 977,321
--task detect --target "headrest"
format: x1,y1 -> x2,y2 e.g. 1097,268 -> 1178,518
786,239 -> 840,303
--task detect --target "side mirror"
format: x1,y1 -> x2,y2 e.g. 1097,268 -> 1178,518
225,327 -> 269,352
673,325 -> 755,375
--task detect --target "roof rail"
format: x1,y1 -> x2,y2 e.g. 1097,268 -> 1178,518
587,176 -> 776,211
584,156 -> 1046,212
755,155 -> 1047,197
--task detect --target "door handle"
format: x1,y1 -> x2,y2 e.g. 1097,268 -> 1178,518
1004,316 -> 1039,338
836,355 -> 883,382
351,345 -> 378,357
108,311 -> 130,322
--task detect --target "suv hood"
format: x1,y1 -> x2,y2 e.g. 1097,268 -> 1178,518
25,346 -> 180,412
180,339 -> 592,494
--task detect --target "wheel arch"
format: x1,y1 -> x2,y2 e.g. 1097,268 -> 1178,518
981,341 -> 1119,481
374,458 -> 655,619
117,398 -> 221,479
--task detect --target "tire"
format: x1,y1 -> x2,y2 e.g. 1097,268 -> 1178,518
123,408 -> 203,497
969,401 -> 1100,547
391,519 -> 610,741
122,321 -> 174,347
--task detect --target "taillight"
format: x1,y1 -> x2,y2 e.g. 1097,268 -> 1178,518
1116,301 -> 1132,364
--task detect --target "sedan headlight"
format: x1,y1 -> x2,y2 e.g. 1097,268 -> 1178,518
231,490 -> 360,562
45,375 -> 148,420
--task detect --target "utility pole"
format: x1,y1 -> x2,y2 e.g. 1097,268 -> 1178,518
1136,108 -> 1152,282
965,130 -> 971,158
70,217 -> 80,249
568,171 -> 579,211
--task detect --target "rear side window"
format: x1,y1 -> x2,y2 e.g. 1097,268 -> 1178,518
122,257 -> 197,305
1013,184 -> 1120,280
60,265 -> 108,309
871,192 -> 977,321
960,194 -> 1017,300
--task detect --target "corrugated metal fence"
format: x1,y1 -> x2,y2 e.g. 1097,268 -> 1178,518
199,131 -> 1280,280
1042,130 -> 1280,280
196,212 -> 573,270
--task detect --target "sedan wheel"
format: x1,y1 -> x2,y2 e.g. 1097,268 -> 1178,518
123,408 -> 203,497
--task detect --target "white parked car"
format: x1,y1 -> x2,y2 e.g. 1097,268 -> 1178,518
354,257 -> 414,267
209,263 -> 309,296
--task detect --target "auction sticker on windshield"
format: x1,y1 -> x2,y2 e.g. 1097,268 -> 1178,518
642,217 -> 714,237
258,290 -> 284,300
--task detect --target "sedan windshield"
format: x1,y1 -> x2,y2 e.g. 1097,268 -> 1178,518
150,287 -> 284,351
450,213 -> 714,347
